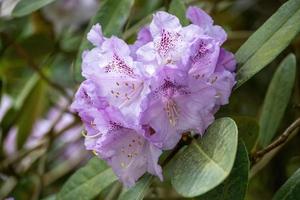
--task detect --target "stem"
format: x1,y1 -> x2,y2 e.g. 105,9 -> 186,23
252,118 -> 300,164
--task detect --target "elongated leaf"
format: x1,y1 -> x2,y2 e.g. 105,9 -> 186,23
0,176 -> 17,199
118,175 -> 153,200
258,54 -> 296,147
273,168 -> 300,200
169,0 -> 188,25
74,0 -> 135,81
58,157 -> 117,200
12,0 -> 56,17
197,141 -> 249,200
16,76 -> 46,149
233,116 -> 259,152
171,118 -> 238,197
235,0 -> 300,87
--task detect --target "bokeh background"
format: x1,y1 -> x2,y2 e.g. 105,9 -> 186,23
0,0 -> 299,199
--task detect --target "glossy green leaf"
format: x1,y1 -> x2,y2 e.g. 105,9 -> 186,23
16,75 -> 46,149
171,118 -> 238,197
12,0 -> 56,17
169,0 -> 188,25
118,175 -> 153,200
58,157 -> 117,200
233,116 -> 259,152
235,0 -> 300,88
258,54 -> 296,147
197,141 -> 249,200
273,168 -> 300,200
74,0 -> 135,81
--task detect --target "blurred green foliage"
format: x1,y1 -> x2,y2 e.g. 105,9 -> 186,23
0,0 -> 300,199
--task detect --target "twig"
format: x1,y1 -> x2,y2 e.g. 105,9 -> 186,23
252,118 -> 300,164
0,32 -> 72,102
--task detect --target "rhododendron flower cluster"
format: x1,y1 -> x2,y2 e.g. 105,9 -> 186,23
71,7 -> 236,187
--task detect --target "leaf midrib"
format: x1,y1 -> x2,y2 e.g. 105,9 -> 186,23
192,140 -> 228,175
236,0 -> 300,65
237,7 -> 300,71
235,8 -> 300,88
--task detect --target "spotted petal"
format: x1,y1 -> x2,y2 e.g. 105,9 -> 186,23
137,12 -> 201,69
188,37 -> 221,78
87,106 -> 163,187
140,68 -> 216,149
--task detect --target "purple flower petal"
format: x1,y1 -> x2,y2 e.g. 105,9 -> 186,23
87,23 -> 104,47
137,12 -> 201,68
215,48 -> 237,72
186,6 -> 227,44
140,68 -> 216,149
72,7 -> 237,187
188,37 -> 221,78
81,106 -> 163,187
130,27 -> 152,59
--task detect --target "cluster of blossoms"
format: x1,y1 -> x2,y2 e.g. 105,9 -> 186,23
71,7 -> 236,187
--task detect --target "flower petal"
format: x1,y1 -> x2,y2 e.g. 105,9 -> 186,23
150,11 -> 182,38
188,37 -> 221,78
215,48 -> 236,72
186,6 -> 227,44
186,6 -> 213,28
87,23 -> 104,47
87,106 -> 163,187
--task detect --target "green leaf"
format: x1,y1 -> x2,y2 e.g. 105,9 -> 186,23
12,0 -> 56,17
233,116 -> 259,152
197,141 -> 249,200
258,54 -> 296,147
171,118 -> 238,197
58,157 -> 117,200
0,176 -> 17,199
235,0 -> 300,88
273,168 -> 300,200
74,0 -> 135,81
169,0 -> 189,25
118,175 -> 153,200
16,75 -> 46,149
